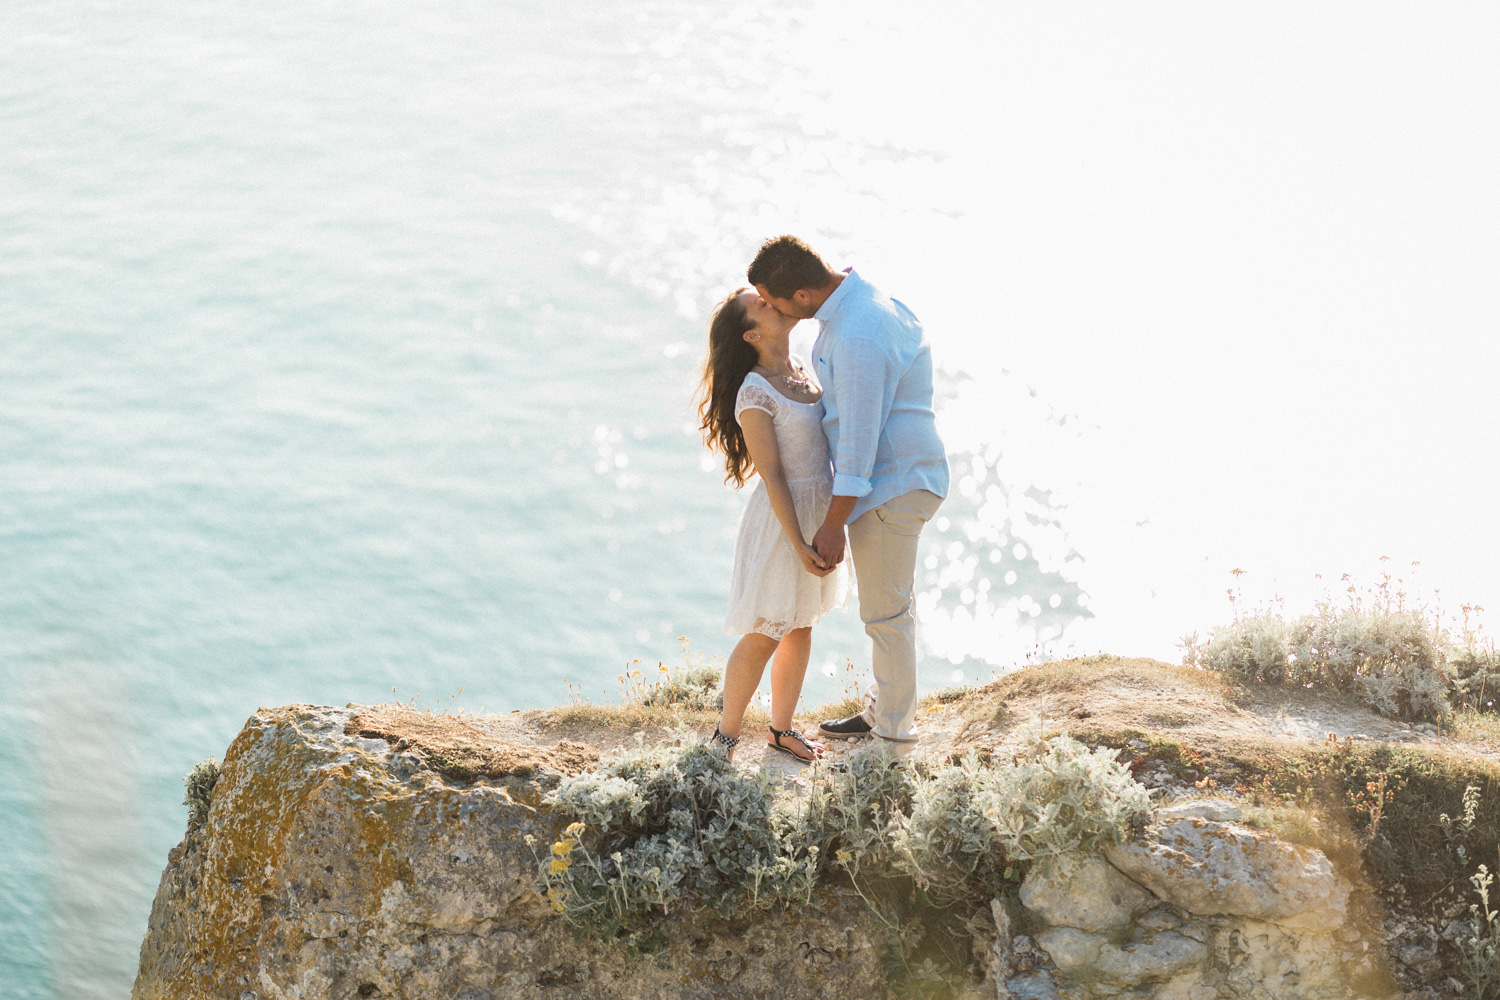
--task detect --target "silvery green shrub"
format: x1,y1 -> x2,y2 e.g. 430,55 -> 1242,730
182,757 -> 221,828
984,732 -> 1154,861
894,733 -> 1152,908
540,742 -> 815,939
796,740 -> 915,879
891,754 -> 1011,907
1445,608 -> 1500,714
1450,649 -> 1500,714
1290,602 -> 1448,720
1188,598 -> 1452,722
1193,609 -> 1293,685
639,663 -> 721,709
620,638 -> 724,710
546,772 -> 645,830
541,731 -> 1152,943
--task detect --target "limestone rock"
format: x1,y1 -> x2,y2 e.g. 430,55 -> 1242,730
1091,929 -> 1206,986
1105,816 -> 1349,931
1019,854 -> 1154,933
1212,917 -> 1359,999
1004,812 -> 1364,999
1002,970 -> 1063,999
1155,798 -> 1245,824
1033,926 -> 1105,972
132,705 -> 889,1000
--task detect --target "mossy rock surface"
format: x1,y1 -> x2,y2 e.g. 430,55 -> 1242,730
134,658 -> 1500,1000
133,705 -> 889,1000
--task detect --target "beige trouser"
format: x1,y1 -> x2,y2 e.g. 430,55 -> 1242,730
847,489 -> 943,743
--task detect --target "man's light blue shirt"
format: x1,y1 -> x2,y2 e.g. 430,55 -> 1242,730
811,269 -> 949,523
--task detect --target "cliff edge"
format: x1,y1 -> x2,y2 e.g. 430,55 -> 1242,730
132,656 -> 1500,1000
133,703 -> 888,1000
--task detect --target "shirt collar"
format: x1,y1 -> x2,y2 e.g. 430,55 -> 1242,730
814,268 -> 859,326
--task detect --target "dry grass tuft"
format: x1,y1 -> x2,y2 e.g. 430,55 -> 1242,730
977,654 -> 1235,701
348,706 -> 599,780
1448,708 -> 1500,745
950,655 -> 1239,738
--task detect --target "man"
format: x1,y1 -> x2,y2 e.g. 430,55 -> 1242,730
747,235 -> 949,753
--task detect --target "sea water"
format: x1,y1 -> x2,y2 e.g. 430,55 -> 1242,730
3,2 -> 1497,997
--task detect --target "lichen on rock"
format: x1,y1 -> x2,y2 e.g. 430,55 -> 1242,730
133,692 -> 1414,1000
132,705 -> 888,1000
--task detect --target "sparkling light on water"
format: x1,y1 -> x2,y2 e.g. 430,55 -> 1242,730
2,4 -> 1498,1000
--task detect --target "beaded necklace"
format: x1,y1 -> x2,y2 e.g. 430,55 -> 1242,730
758,361 -> 814,394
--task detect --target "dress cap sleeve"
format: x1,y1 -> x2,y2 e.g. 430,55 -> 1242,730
734,377 -> 779,422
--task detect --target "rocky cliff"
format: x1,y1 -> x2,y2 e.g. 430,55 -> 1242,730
132,705 -> 889,1000
133,689 -> 1396,1000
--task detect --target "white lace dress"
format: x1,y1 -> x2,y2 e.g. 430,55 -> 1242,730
724,371 -> 848,639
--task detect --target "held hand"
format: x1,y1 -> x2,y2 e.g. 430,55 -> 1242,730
811,521 -> 847,569
797,544 -> 833,577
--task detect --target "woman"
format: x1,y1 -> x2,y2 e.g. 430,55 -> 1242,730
697,288 -> 847,762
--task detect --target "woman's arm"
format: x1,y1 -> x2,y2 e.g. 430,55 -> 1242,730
739,408 -> 833,577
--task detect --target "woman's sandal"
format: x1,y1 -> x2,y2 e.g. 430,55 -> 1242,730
707,726 -> 740,758
767,725 -> 825,763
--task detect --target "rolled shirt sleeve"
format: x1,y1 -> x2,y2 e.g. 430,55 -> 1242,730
812,269 -> 948,523
827,335 -> 889,499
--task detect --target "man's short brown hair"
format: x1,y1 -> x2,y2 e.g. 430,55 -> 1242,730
747,235 -> 835,300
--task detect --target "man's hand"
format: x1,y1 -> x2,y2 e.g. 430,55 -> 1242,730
813,495 -> 857,568
812,521 -> 847,568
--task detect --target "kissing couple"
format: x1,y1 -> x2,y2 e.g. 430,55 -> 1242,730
696,235 -> 950,764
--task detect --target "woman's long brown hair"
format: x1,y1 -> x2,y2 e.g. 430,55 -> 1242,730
697,289 -> 760,487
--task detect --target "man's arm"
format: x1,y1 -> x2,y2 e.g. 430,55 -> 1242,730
811,494 -> 857,567
815,335 -> 892,565
827,334 -> 889,495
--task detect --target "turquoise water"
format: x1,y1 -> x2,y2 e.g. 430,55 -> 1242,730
4,3 -> 1497,997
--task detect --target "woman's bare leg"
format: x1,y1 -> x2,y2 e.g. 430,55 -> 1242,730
767,627 -> 813,731
718,632 -> 779,740
764,627 -> 824,760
